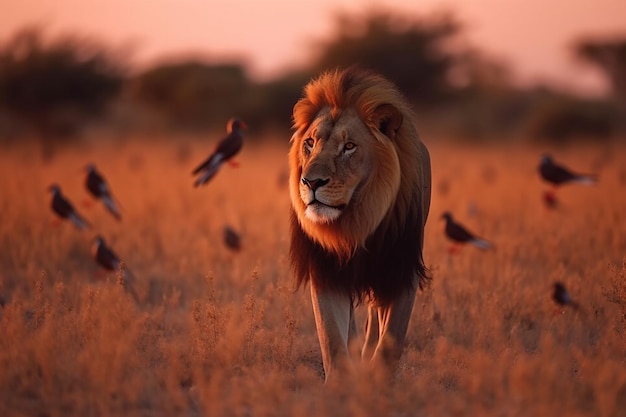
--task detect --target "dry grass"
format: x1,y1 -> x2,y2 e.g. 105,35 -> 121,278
0,135 -> 625,417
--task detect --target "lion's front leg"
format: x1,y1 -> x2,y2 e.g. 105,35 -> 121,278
310,281 -> 354,382
362,305 -> 380,360
369,285 -> 418,373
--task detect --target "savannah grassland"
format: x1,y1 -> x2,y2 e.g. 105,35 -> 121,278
0,134 -> 625,417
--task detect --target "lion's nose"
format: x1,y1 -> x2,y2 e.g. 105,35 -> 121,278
301,177 -> 329,191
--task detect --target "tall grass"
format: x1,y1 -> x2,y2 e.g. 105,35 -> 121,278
0,136 -> 624,416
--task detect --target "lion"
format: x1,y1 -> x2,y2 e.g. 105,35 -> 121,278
288,67 -> 431,381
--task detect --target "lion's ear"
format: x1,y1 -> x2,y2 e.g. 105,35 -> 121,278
372,104 -> 403,140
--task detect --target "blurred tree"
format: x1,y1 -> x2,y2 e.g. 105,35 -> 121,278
252,72 -> 312,130
575,38 -> 626,101
132,62 -> 252,129
524,94 -> 617,143
0,27 -> 124,139
310,10 -> 466,104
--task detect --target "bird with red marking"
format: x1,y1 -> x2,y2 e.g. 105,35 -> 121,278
192,118 -> 246,187
49,184 -> 90,230
539,154 -> 596,187
85,163 -> 122,220
539,155 -> 596,208
442,211 -> 491,254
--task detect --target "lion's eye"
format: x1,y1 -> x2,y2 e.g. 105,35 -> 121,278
343,142 -> 356,153
304,138 -> 315,150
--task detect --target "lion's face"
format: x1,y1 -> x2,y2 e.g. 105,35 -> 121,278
296,108 -> 374,224
290,105 -> 403,257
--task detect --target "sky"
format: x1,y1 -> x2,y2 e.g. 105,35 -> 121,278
1,0 -> 625,96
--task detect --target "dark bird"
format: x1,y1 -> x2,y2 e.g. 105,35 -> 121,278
442,211 -> 491,253
91,235 -> 139,302
223,225 -> 242,251
85,163 -> 122,220
552,282 -> 580,310
539,154 -> 596,187
92,235 -> 122,271
49,184 -> 90,230
192,118 -> 247,187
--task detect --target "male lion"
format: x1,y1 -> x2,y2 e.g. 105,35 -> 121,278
289,67 -> 431,381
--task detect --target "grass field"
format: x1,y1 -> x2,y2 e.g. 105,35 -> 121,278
0,135 -> 625,416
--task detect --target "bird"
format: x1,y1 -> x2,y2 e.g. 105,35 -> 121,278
192,118 -> 247,187
539,154 -> 597,187
49,184 -> 90,230
552,282 -> 580,310
92,235 -> 122,271
84,163 -> 122,220
223,225 -> 242,251
442,211 -> 491,254
91,235 -> 139,303
539,155 -> 597,208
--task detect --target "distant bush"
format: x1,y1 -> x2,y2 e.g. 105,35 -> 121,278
574,37 -> 626,101
251,72 -> 312,131
309,10 -> 469,104
0,27 -> 125,140
131,62 -> 252,129
523,96 -> 619,143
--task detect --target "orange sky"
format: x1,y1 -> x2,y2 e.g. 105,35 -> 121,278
1,0 -> 625,95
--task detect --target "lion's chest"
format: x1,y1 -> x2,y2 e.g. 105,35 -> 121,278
294,214 -> 424,304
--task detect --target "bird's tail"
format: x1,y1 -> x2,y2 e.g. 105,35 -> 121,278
470,238 -> 491,250
102,195 -> 122,221
572,175 -> 597,186
192,154 -> 216,175
70,213 -> 91,230
193,162 -> 222,187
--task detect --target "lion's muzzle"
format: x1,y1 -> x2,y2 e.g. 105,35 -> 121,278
299,175 -> 348,224
301,176 -> 329,191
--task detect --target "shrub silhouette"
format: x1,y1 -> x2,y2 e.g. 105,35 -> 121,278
0,27 -> 124,139
132,62 -> 251,129
575,37 -> 626,101
310,10 -> 464,104
524,94 -> 618,143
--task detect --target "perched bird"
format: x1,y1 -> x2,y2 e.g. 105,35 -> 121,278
223,225 -> 242,251
552,282 -> 580,310
49,184 -> 90,230
539,154 -> 596,187
85,163 -> 122,220
442,211 -> 491,253
92,235 -> 122,271
91,235 -> 139,302
192,118 -> 247,187
539,155 -> 596,208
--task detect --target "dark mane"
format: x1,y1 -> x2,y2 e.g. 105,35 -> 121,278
290,202 -> 429,306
